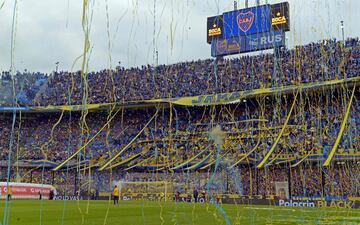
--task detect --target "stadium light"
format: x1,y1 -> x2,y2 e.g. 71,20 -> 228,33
55,62 -> 59,73
156,50 -> 159,66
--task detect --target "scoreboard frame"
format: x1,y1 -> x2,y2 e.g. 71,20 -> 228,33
222,4 -> 271,39
207,15 -> 224,44
206,1 -> 290,57
270,2 -> 290,31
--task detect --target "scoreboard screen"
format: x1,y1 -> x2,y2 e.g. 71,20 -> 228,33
206,2 -> 290,57
270,2 -> 290,31
223,5 -> 271,38
207,15 -> 224,44
211,31 -> 285,57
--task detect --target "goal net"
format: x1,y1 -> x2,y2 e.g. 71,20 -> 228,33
118,181 -> 174,202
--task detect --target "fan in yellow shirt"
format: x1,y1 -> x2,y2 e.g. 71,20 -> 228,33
7,186 -> 12,201
113,185 -> 119,205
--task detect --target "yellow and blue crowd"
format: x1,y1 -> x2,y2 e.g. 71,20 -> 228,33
0,37 -> 359,200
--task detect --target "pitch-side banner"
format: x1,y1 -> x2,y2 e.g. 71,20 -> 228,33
0,182 -> 55,199
101,192 -> 360,208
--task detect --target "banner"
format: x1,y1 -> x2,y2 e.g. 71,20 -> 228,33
53,195 -> 83,200
276,199 -> 358,209
98,192 -> 360,209
0,76 -> 356,113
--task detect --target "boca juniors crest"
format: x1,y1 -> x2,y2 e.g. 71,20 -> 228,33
237,11 -> 254,33
222,4 -> 271,38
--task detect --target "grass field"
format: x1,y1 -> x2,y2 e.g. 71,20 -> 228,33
0,200 -> 359,225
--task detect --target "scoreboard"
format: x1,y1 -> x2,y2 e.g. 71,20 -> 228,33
270,2 -> 290,31
223,5 -> 271,38
207,2 -> 290,56
207,15 -> 223,44
211,31 -> 284,57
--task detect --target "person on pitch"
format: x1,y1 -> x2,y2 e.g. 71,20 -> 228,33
193,188 -> 199,203
7,186 -> 12,201
113,185 -> 119,205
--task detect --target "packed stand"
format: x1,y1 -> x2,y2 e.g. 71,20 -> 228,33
0,38 -> 359,106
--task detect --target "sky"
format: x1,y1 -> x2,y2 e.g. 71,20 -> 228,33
0,0 -> 359,73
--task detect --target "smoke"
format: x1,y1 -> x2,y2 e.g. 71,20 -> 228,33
209,125 -> 225,147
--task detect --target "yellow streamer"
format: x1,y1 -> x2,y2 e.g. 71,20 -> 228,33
257,91 -> 299,168
228,138 -> 261,169
99,108 -> 159,171
323,84 -> 357,166
107,153 -> 142,170
53,107 -> 121,171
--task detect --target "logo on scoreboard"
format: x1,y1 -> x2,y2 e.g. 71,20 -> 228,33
216,39 -> 228,54
209,24 -> 222,36
270,2 -> 290,31
272,12 -> 287,25
247,31 -> 283,50
227,38 -> 242,51
237,11 -> 255,32
209,23 -> 221,37
207,15 -> 223,44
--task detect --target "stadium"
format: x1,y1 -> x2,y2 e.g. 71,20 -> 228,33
0,0 -> 359,224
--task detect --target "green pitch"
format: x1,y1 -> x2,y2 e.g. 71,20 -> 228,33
0,200 -> 359,225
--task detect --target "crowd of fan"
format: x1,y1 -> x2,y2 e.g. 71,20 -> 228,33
0,92 -> 359,198
0,38 -> 359,106
0,38 -> 359,199
0,92 -> 358,163
0,71 -> 47,105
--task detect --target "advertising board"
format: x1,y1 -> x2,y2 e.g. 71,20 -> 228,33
211,30 -> 285,57
207,15 -> 224,44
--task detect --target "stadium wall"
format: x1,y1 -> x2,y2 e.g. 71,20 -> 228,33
109,192 -> 360,209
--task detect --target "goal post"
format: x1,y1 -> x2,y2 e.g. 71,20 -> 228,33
118,181 -> 174,202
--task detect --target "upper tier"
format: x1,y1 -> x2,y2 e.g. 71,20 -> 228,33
1,38 -> 359,107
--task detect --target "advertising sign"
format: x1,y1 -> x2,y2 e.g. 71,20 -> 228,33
276,199 -> 357,209
211,31 -> 284,57
211,36 -> 246,57
246,30 -> 285,51
270,2 -> 290,31
0,182 -> 54,199
207,15 -> 224,44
